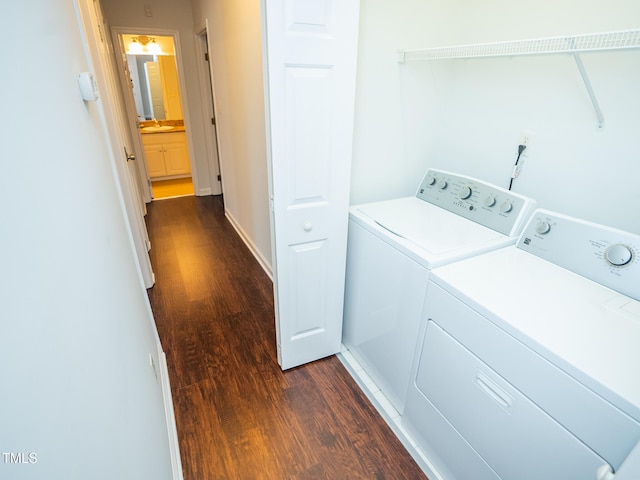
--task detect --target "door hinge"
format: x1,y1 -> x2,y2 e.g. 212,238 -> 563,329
217,174 -> 221,181
204,52 -> 209,62
148,178 -> 152,187
211,117 -> 216,125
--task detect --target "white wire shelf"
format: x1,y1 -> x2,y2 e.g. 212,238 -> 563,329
397,29 -> 640,129
397,29 -> 640,62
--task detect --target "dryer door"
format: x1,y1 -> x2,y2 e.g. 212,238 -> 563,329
411,321 -> 608,480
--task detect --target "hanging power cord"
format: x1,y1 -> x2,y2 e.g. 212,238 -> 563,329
508,144 -> 527,190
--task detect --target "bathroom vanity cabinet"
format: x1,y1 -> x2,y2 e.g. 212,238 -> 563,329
142,131 -> 191,179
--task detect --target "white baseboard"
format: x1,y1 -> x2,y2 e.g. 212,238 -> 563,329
224,210 -> 273,281
157,344 -> 184,480
196,187 -> 213,197
336,346 -> 444,480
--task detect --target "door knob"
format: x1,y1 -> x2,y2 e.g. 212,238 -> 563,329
124,146 -> 136,162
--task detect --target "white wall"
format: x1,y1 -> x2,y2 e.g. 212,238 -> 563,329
352,0 -> 640,234
0,2 -> 173,479
100,0 -> 216,197
191,0 -> 272,272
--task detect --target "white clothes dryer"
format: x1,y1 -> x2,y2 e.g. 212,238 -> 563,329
403,209 -> 640,480
342,169 -> 536,413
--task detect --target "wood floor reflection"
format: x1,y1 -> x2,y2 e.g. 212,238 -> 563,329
145,195 -> 427,480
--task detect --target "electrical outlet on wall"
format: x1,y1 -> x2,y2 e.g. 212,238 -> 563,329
509,130 -> 535,188
520,130 -> 535,152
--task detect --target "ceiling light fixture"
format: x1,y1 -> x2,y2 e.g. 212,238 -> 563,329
127,37 -> 143,55
127,35 -> 163,55
147,38 -> 162,55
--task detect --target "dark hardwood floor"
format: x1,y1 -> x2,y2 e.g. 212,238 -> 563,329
145,195 -> 427,480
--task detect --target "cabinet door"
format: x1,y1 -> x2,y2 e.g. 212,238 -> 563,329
145,146 -> 166,178
163,141 -> 190,176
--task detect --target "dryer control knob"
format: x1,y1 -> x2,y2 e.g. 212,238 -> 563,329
605,244 -> 633,266
536,222 -> 551,235
500,201 -> 513,213
459,186 -> 472,200
484,196 -> 497,207
438,180 -> 448,190
425,176 -> 436,186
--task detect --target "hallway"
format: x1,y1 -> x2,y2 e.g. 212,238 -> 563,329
144,196 -> 426,479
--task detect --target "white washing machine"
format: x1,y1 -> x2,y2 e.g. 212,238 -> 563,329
403,209 -> 640,480
342,168 -> 536,413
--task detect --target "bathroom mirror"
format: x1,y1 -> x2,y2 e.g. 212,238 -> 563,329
122,34 -> 183,121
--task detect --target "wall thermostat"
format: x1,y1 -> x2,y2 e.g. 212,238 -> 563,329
77,72 -> 99,101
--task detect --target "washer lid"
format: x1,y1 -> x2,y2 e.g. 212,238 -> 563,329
355,197 -> 507,256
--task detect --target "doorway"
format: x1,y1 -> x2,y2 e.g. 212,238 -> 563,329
195,25 -> 223,200
112,28 -> 198,202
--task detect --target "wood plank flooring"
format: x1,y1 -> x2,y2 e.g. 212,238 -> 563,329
145,195 -> 427,480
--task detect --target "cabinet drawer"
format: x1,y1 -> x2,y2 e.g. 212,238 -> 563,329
141,131 -> 185,145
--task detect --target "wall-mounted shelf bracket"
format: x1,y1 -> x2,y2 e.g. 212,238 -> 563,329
568,39 -> 605,129
397,29 -> 640,129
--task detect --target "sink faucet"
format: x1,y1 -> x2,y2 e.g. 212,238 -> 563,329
153,118 -> 159,127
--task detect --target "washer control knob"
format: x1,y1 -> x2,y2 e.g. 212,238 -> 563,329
500,201 -> 513,213
459,186 -> 472,200
425,176 -> 436,186
605,244 -> 633,266
438,180 -> 448,190
484,196 -> 497,207
303,222 -> 313,232
536,221 -> 551,235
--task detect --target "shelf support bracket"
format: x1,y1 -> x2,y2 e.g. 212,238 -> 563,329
568,38 -> 605,129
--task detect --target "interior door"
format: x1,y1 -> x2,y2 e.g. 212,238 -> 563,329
144,62 -> 166,119
75,0 -> 155,288
159,56 -> 184,120
199,27 -> 223,195
262,0 -> 360,369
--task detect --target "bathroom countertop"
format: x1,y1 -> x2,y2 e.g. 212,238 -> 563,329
138,119 -> 185,134
140,126 -> 186,134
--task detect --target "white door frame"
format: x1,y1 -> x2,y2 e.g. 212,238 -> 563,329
74,0 -> 155,289
194,21 -> 223,196
111,26 -> 198,200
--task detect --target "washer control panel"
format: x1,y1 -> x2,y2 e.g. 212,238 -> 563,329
416,169 -> 536,237
518,209 -> 640,301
